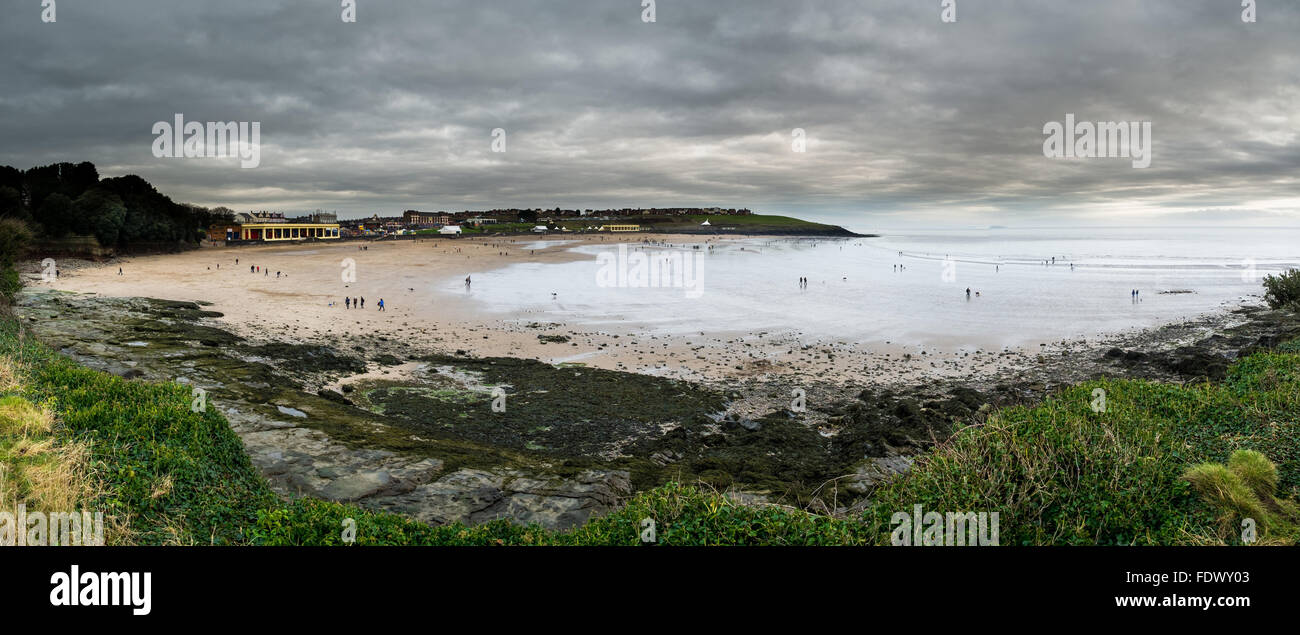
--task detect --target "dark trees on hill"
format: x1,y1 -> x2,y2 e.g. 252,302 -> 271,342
0,162 -> 231,248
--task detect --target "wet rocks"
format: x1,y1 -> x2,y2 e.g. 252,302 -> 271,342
12,290 -> 658,530
321,471 -> 394,501
371,354 -> 403,366
845,455 -> 914,494
234,403 -> 631,529
1161,346 -> 1229,380
387,468 -> 631,530
240,342 -> 366,375
316,388 -> 353,405
649,450 -> 681,466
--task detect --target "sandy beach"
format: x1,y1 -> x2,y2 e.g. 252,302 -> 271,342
28,234 -> 1055,389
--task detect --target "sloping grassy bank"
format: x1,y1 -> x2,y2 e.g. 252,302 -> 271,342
2,309 -> 1298,545
861,347 -> 1300,545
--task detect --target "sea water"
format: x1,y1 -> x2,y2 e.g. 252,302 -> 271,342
439,226 -> 1300,349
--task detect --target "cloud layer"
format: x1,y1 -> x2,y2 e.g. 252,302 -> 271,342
2,0 -> 1298,226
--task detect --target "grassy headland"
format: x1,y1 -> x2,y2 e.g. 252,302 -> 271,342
413,213 -> 863,237
597,213 -> 862,236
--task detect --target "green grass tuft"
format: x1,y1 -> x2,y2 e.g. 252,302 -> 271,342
1227,450 -> 1278,498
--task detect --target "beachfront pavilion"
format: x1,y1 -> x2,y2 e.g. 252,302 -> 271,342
234,223 -> 341,241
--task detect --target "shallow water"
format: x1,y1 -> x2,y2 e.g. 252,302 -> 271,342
436,226 -> 1300,349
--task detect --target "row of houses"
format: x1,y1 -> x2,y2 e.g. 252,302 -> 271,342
207,204 -> 739,243
400,207 -> 750,227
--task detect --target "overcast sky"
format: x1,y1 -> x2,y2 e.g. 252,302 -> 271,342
2,0 -> 1298,228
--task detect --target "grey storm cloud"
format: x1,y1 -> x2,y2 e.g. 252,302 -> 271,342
1,0 -> 1298,226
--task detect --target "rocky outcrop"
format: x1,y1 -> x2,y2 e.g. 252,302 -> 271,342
229,406 -> 631,530
385,469 -> 632,530
845,455 -> 914,495
15,290 -> 636,531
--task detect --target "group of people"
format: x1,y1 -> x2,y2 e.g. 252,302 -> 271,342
797,276 -> 808,288
337,296 -> 384,311
246,264 -> 284,278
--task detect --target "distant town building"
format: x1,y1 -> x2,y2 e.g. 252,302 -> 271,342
293,211 -> 338,224
235,211 -> 287,224
403,210 -> 443,226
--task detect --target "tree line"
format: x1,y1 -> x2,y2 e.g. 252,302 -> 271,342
0,161 -> 234,303
0,161 -> 233,246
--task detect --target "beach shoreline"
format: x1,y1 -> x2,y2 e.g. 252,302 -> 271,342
26,232 -> 1267,394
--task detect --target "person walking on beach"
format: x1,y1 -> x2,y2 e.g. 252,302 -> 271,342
118,267 -> 122,276
345,297 -> 350,309
966,287 -> 971,300
360,297 -> 365,309
377,299 -> 385,312
465,275 -> 472,289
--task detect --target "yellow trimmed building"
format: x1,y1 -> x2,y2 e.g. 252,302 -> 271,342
222,223 -> 341,241
601,224 -> 642,232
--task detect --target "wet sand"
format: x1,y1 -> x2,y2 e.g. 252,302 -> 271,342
29,234 -> 1105,389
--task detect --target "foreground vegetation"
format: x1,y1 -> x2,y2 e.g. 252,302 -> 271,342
2,305 -> 1298,545
862,351 -> 1300,545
